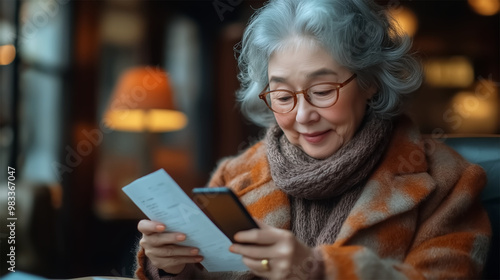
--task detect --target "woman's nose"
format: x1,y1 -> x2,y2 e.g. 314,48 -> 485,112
295,95 -> 320,124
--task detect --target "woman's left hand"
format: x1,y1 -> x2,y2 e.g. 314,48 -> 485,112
229,221 -> 316,280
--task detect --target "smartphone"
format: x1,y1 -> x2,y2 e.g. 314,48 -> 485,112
192,187 -> 259,243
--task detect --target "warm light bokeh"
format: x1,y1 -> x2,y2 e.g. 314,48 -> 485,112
424,57 -> 474,88
468,0 -> 500,16
0,44 -> 16,65
104,109 -> 188,132
389,7 -> 418,37
448,80 -> 499,133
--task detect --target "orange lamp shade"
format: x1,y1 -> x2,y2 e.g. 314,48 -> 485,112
104,67 -> 188,132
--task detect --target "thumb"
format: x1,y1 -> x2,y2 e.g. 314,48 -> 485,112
138,219 -> 166,235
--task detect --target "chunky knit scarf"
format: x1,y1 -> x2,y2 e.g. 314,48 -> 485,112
266,115 -> 393,246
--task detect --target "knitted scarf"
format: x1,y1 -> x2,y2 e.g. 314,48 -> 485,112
266,115 -> 393,246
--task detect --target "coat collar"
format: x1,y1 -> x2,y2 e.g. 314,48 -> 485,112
335,116 -> 436,245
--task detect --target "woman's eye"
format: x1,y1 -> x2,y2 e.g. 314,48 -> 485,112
312,90 -> 334,96
271,91 -> 293,102
276,96 -> 293,102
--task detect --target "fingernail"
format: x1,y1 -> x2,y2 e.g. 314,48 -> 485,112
229,245 -> 235,252
176,234 -> 186,241
190,249 -> 199,255
156,225 -> 166,231
195,257 -> 203,262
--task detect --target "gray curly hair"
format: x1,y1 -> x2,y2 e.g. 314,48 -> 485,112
235,0 -> 423,126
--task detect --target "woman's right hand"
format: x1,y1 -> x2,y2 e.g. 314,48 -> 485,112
138,219 -> 204,274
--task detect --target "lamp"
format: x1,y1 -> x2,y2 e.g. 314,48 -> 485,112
104,66 -> 187,132
97,67 -> 188,218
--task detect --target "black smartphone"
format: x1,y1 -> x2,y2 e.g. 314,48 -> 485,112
192,187 -> 259,243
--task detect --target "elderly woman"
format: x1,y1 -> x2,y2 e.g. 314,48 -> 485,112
135,0 -> 491,279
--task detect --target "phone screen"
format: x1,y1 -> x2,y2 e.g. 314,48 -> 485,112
192,187 -> 258,243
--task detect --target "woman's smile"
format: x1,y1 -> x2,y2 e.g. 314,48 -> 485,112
300,130 -> 332,144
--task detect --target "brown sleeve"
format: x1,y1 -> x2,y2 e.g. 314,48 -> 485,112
135,245 -> 203,279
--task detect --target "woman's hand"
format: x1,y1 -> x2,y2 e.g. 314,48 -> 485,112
138,219 -> 204,274
229,221 -> 317,280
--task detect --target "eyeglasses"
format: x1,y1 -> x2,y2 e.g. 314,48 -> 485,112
259,73 -> 357,114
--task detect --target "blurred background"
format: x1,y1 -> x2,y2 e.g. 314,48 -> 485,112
0,0 -> 498,278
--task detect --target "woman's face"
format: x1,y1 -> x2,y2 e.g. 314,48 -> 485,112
267,40 -> 375,159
